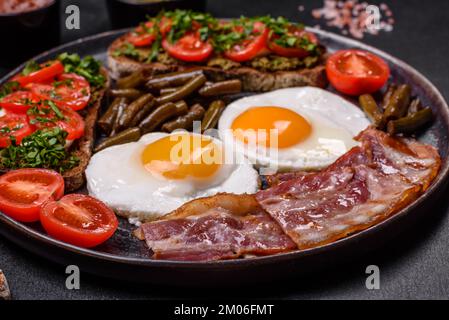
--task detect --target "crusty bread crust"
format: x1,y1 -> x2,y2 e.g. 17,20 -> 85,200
63,68 -> 110,192
108,35 -> 328,91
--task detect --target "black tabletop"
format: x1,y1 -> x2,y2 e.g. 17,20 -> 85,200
1,0 -> 449,300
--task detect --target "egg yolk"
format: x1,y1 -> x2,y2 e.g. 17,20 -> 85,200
141,134 -> 223,180
231,106 -> 312,149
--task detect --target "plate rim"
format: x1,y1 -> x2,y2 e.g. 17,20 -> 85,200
1,27 -> 449,269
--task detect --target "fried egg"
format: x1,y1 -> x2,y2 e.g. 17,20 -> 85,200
86,132 -> 259,221
218,87 -> 370,172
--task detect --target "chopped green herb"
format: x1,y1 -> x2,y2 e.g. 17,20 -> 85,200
0,81 -> 20,99
22,60 -> 41,76
27,100 -> 65,125
0,127 -> 11,134
163,10 -> 217,44
47,100 -> 65,120
113,43 -> 140,60
57,53 -> 105,87
0,127 -> 79,173
53,78 -> 74,88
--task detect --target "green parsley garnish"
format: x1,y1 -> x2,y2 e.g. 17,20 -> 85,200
113,43 -> 141,60
57,53 -> 106,87
164,10 -> 217,44
0,127 -> 79,173
27,100 -> 66,125
0,81 -> 20,99
22,60 -> 41,76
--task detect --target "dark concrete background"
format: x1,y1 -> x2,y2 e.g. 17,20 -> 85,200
1,0 -> 449,299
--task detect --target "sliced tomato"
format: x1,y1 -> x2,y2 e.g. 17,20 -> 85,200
28,73 -> 91,111
224,22 -> 269,62
0,112 -> 34,148
128,18 -> 172,47
326,49 -> 390,96
0,169 -> 64,223
28,103 -> 85,141
268,29 -> 318,58
128,21 -> 157,47
13,61 -> 64,87
40,194 -> 118,248
159,17 -> 172,36
0,91 -> 40,114
162,32 -> 213,62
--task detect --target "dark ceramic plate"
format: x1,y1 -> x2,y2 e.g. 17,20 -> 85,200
1,29 -> 448,287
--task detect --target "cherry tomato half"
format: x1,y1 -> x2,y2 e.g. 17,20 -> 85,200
40,194 -> 118,248
28,103 -> 85,141
13,61 -> 64,87
224,22 -> 269,62
28,73 -> 91,111
268,28 -> 318,58
0,91 -> 40,114
162,32 -> 213,62
0,111 -> 34,148
0,169 -> 64,223
128,21 -> 157,47
326,49 -> 390,96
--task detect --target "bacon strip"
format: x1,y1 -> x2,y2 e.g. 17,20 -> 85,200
256,128 -> 441,249
136,194 -> 296,261
136,128 -> 441,261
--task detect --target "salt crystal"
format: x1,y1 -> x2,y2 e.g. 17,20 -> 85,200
308,0 -> 395,39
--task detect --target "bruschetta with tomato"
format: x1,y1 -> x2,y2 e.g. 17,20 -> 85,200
0,53 -> 110,192
108,10 -> 328,91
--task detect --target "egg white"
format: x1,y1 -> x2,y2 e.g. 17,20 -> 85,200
218,87 -> 371,172
86,132 -> 259,221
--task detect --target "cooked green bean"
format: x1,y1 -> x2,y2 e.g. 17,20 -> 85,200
384,84 -> 412,121
118,93 -> 154,130
387,107 -> 433,135
359,94 -> 384,128
408,98 -> 423,115
117,71 -> 146,89
95,127 -> 142,153
110,88 -> 144,100
146,69 -> 204,90
98,97 -> 125,134
381,84 -> 397,110
139,102 -> 188,134
110,98 -> 129,136
201,100 -> 226,132
129,98 -> 157,127
174,100 -> 188,111
162,104 -> 206,132
155,74 -> 207,105
159,87 -> 181,96
199,80 -> 242,97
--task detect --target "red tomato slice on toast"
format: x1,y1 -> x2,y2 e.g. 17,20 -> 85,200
13,61 -> 64,87
0,111 -> 34,148
28,73 -> 91,111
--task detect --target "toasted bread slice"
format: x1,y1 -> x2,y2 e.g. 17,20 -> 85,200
108,35 -> 328,91
63,68 -> 110,192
